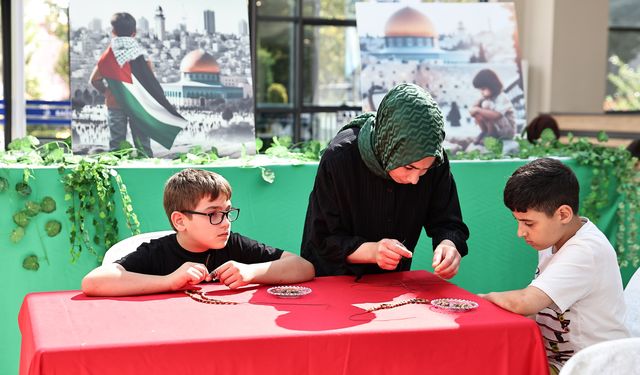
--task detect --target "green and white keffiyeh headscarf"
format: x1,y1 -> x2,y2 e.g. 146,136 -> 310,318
111,37 -> 147,67
342,83 -> 445,179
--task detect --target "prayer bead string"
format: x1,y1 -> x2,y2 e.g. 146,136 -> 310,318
185,289 -> 238,305
365,297 -> 430,312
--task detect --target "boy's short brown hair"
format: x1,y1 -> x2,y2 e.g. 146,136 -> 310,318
163,169 -> 232,228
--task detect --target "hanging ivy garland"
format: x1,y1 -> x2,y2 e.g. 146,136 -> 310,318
0,133 -> 637,267
61,158 -> 140,262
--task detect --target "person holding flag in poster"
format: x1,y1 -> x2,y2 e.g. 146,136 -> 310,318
89,12 -> 187,157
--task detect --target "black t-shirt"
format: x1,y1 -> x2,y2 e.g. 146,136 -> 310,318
116,232 -> 284,275
301,127 -> 470,276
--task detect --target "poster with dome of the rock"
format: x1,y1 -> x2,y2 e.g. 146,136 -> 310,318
69,0 -> 254,158
356,2 -> 525,154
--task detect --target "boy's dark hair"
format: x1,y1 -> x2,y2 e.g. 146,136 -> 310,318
472,69 -> 503,97
526,114 -> 560,143
163,169 -> 232,229
111,12 -> 136,37
504,158 -> 579,216
627,139 -> 640,159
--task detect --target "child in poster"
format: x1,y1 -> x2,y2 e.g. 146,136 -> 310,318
469,68 -> 516,145
89,12 -> 187,157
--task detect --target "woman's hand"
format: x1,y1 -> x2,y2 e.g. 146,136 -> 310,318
432,240 -> 461,279
374,239 -> 413,270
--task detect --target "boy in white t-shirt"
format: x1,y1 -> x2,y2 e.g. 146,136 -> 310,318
480,158 -> 629,374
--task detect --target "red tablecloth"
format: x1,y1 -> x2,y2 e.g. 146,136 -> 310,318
19,270 -> 548,375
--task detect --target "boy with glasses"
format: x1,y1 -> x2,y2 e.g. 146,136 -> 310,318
82,169 -> 314,296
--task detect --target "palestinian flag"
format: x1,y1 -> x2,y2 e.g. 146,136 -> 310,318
97,46 -> 187,149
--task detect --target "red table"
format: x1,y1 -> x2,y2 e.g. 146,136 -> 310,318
19,270 -> 548,375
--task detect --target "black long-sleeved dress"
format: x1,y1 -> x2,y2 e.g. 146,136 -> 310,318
301,127 -> 469,277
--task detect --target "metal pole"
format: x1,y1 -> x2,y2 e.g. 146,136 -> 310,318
1,0 -> 11,149
10,0 -> 25,139
293,0 -> 302,142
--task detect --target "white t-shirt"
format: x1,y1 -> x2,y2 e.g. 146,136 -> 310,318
530,218 -> 629,369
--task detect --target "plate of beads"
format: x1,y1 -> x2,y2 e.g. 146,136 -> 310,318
430,298 -> 478,312
267,286 -> 312,298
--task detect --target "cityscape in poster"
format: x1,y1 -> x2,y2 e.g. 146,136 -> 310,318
69,0 -> 254,158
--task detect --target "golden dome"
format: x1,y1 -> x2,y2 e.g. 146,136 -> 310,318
180,49 -> 220,74
385,7 -> 437,38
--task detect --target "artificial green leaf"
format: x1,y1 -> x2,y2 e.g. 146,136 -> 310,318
241,144 -> 247,159
0,153 -> 18,163
597,131 -> 609,143
256,138 -> 264,153
189,145 -> 204,154
274,136 -> 293,148
185,153 -> 199,162
23,168 -> 32,182
45,220 -> 62,237
260,167 -> 276,184
15,182 -> 32,197
8,135 -> 39,151
22,255 -> 40,271
41,196 -> 57,213
43,141 -> 61,152
483,137 -> 503,156
98,154 -> 119,165
44,148 -> 65,163
13,211 -> 30,227
10,227 -> 25,243
265,145 -> 290,158
25,201 -> 41,216
18,152 -> 44,165
117,140 -> 133,150
540,128 -> 557,143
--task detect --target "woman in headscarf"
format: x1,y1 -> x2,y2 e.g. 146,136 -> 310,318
301,83 -> 469,278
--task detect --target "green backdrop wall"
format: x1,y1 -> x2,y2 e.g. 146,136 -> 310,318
1,159 -> 636,374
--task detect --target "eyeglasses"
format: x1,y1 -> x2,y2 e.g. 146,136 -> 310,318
181,208 -> 240,225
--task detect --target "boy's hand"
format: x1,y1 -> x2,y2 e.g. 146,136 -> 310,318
374,239 -> 412,270
167,262 -> 209,290
213,261 -> 255,289
432,240 -> 461,279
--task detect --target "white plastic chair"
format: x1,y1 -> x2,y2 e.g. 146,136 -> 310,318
102,231 -> 175,265
625,267 -> 640,337
558,338 -> 640,375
